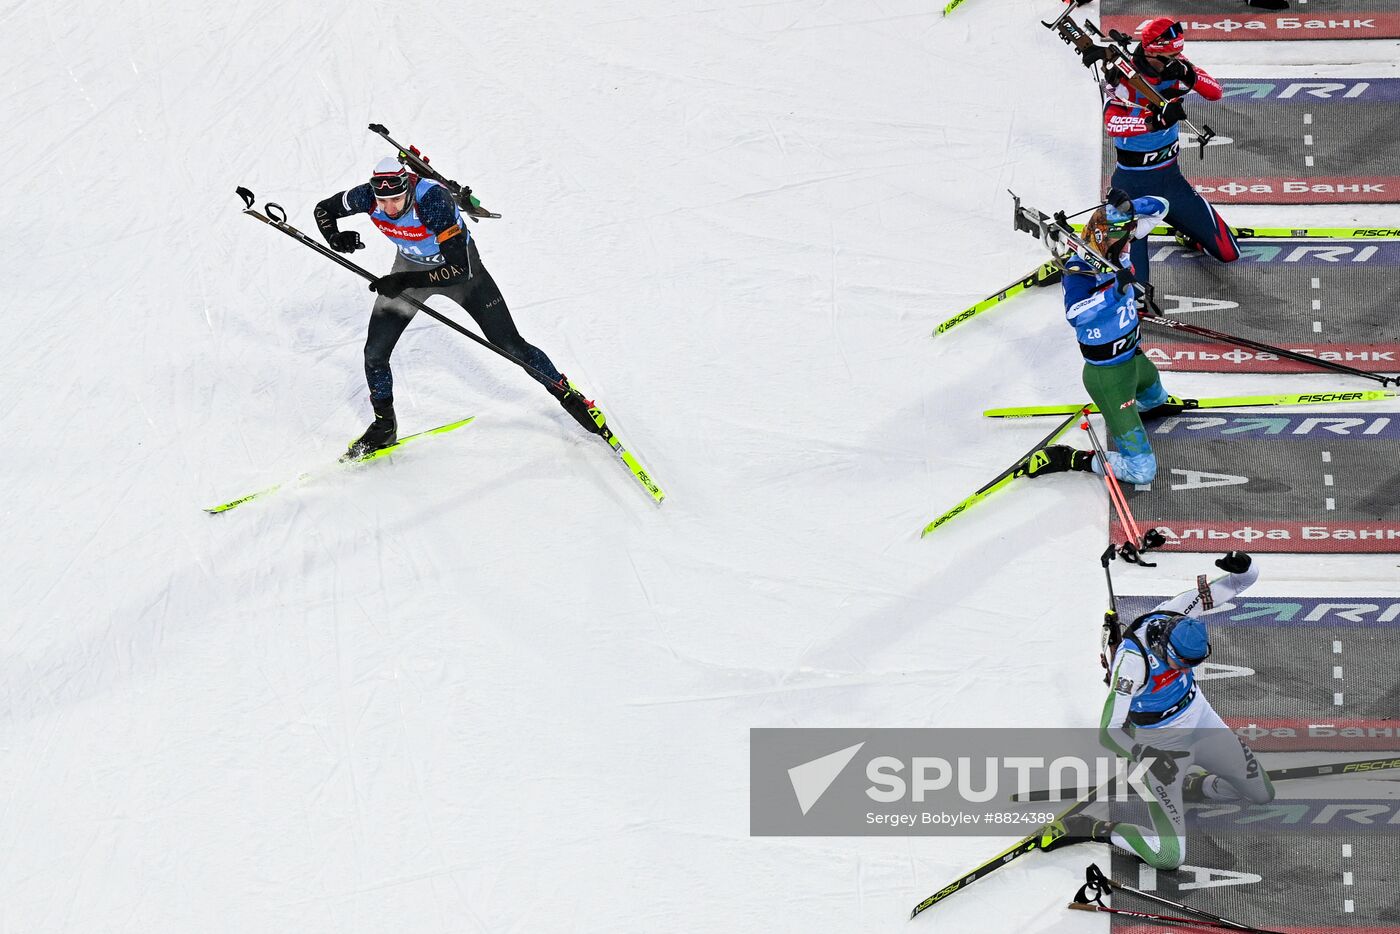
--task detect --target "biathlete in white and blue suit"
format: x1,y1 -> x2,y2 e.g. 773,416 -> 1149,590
1080,17 -> 1240,288
1016,193 -> 1187,485
315,157 -> 601,459
1041,552 -> 1276,870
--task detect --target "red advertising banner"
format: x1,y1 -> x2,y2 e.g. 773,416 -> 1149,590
1104,12 -> 1400,41
1190,177 -> 1400,205
1141,342 -> 1400,375
1110,521 -> 1400,554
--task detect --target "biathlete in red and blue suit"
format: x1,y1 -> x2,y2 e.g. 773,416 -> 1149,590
1081,17 -> 1239,288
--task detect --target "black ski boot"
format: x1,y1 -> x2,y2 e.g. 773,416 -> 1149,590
1173,230 -> 1206,253
1140,395 -> 1197,420
343,398 -> 398,461
548,375 -> 604,435
1182,771 -> 1210,803
1040,814 -> 1116,851
1014,444 -> 1094,479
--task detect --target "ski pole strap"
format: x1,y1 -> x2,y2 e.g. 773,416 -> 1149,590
1074,864 -> 1109,907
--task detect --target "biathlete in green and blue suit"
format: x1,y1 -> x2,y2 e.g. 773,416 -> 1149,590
1017,193 -> 1190,486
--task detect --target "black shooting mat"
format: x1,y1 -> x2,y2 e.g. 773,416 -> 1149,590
1138,238 -> 1400,375
1101,0 -> 1400,41
1105,412 -> 1400,554
1108,835 -> 1399,931
1099,79 -> 1400,204
1100,596 -> 1400,928
1117,595 -> 1400,741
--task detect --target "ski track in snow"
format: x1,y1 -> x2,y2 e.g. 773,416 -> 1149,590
6,1 -> 1400,931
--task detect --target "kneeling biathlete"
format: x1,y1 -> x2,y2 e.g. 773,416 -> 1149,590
1083,17 -> 1240,286
1041,551 -> 1276,870
1017,192 -> 1189,485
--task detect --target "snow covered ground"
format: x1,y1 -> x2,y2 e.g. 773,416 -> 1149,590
7,1 -> 1400,931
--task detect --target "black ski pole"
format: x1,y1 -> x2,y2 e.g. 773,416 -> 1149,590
1141,296 -> 1397,386
235,187 -> 548,384
367,123 -> 500,220
1075,864 -> 1288,934
1099,545 -> 1123,684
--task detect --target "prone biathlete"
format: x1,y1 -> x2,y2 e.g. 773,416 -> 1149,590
1080,17 -> 1239,287
1041,551 -> 1276,870
1015,193 -> 1188,486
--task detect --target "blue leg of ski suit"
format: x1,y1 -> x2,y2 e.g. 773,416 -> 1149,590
1112,163 -> 1239,289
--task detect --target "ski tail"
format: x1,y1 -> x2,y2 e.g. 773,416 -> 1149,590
204,416 -> 476,515
933,262 -> 1059,337
570,384 -> 666,504
921,409 -> 1082,537
909,780 -> 1108,919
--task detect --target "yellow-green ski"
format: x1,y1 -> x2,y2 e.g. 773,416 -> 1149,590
933,262 -> 1060,337
909,777 -> 1112,918
920,409 -> 1082,537
983,390 -> 1400,419
205,416 -> 476,514
1072,222 -> 1400,239
570,381 -> 665,505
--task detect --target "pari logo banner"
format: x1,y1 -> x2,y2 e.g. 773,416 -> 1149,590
752,729 -> 1161,837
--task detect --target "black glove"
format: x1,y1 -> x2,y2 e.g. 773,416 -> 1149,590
1156,97 -> 1187,128
368,270 -> 426,299
1158,58 -> 1197,87
1079,43 -> 1109,68
1114,267 -> 1136,291
1105,187 -> 1133,215
1130,744 -> 1191,785
1215,551 -> 1252,574
1103,64 -> 1124,87
328,230 -> 364,254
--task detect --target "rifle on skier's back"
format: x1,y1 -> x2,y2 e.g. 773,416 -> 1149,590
368,122 -> 502,220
